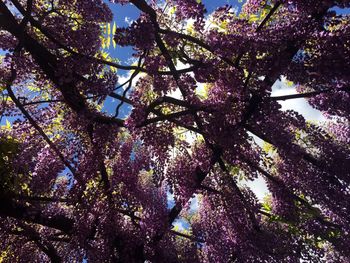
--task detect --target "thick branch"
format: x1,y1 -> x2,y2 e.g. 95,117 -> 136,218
0,196 -> 74,234
271,87 -> 349,101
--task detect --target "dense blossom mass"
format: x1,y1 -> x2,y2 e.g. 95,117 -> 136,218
0,0 -> 349,262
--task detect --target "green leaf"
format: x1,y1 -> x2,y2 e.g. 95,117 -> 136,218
260,4 -> 272,18
5,119 -> 11,129
285,80 -> 294,87
28,84 -> 40,92
112,21 -> 116,34
169,6 -> 176,15
248,14 -> 259,23
262,201 -> 272,212
100,35 -> 106,49
230,166 -> 240,175
106,35 -> 111,49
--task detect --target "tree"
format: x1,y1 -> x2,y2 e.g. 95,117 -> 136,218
0,0 -> 349,261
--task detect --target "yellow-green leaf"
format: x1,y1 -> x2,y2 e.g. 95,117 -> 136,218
169,6 -> 176,15
113,21 -> 116,34
106,36 -> 111,49
248,14 -> 259,23
5,119 -> 11,129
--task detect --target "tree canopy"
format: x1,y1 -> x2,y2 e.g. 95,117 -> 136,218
0,0 -> 349,262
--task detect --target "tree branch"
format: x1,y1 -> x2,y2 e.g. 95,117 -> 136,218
271,87 -> 349,101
